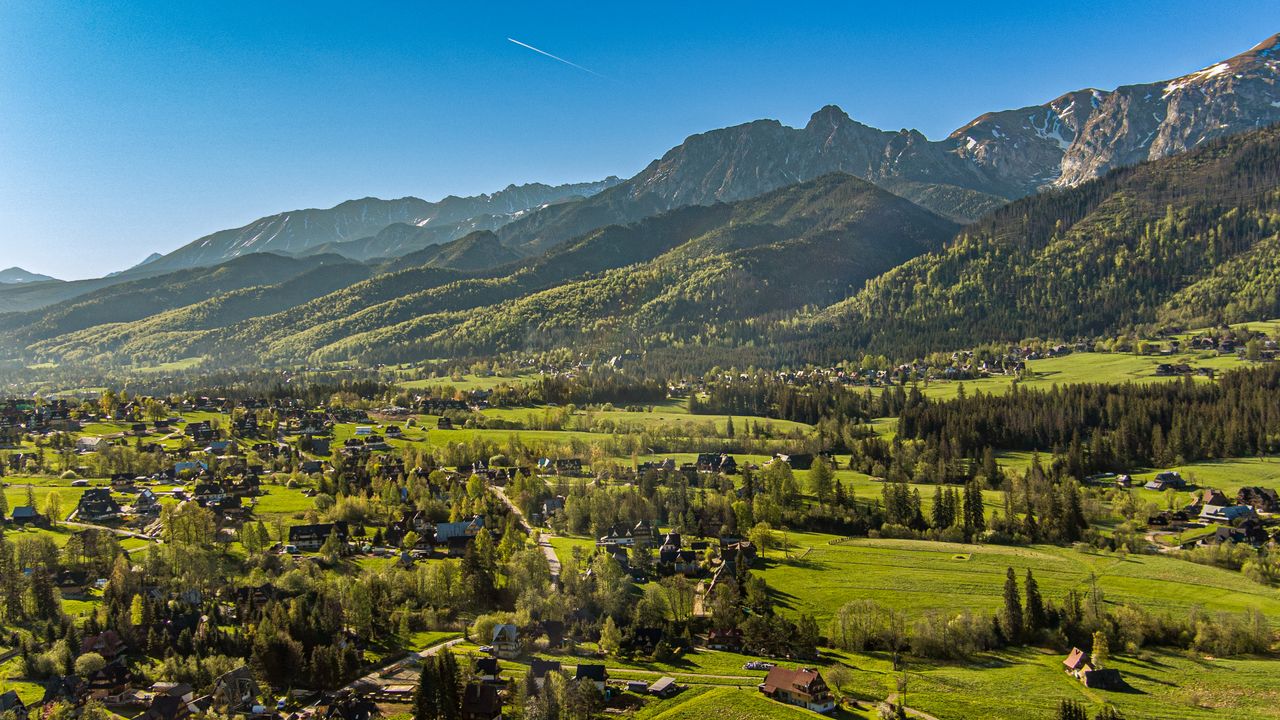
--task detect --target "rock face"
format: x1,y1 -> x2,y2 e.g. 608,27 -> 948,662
1056,34 -> 1280,185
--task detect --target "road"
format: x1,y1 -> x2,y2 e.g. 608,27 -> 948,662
489,485 -> 561,583
62,517 -> 159,542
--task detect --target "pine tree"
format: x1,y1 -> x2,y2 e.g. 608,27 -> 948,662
435,647 -> 461,720
1002,567 -> 1023,643
414,654 -> 440,720
1056,699 -> 1088,720
1023,570 -> 1047,634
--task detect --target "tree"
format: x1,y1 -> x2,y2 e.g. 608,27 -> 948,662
42,491 -> 62,527
1090,630 -> 1109,670
1024,569 -> 1047,635
1056,699 -> 1088,720
414,654 -> 440,720
320,528 -> 344,563
74,652 -> 106,676
748,522 -> 775,558
809,456 -> 835,507
599,616 -> 621,656
434,648 -> 461,720
1002,567 -> 1023,643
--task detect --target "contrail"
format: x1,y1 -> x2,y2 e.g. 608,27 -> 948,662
507,37 -> 605,78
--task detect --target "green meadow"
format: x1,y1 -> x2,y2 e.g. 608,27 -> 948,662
760,534 -> 1280,624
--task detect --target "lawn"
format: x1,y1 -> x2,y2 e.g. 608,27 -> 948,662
635,686 -> 850,719
760,535 -> 1280,624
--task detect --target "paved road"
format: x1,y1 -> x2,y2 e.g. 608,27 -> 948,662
490,485 -> 561,582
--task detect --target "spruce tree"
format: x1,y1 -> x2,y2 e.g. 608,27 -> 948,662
435,647 -> 461,720
414,654 -> 440,720
1002,567 -> 1023,643
1024,569 -> 1047,635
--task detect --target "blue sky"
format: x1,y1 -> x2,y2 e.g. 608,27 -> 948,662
2,1 -> 1278,280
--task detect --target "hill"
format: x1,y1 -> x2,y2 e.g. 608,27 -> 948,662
0,267 -> 57,284
129,178 -> 621,274
13,174 -> 955,366
808,122 -> 1280,359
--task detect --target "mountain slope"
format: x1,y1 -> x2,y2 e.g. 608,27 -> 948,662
0,253 -> 360,348
494,33 -> 1280,257
140,178 -> 621,273
0,268 -> 57,285
304,174 -> 959,362
807,122 -> 1280,360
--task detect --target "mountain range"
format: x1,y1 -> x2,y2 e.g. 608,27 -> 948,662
0,268 -> 57,285
4,33 -> 1280,370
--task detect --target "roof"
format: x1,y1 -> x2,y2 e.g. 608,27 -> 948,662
762,666 -> 827,695
649,677 -> 677,693
492,623 -> 518,643
530,659 -> 561,678
1063,647 -> 1088,671
461,683 -> 501,716
575,664 -> 607,682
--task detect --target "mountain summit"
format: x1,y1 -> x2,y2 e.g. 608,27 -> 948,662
0,267 -> 57,285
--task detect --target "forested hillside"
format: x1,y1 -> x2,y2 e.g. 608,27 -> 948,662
805,123 -> 1280,359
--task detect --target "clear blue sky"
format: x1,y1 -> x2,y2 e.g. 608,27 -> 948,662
2,1 -> 1278,280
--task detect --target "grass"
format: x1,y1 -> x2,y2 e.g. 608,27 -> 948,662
636,686 -> 844,719
760,535 -> 1280,624
905,350 -> 1254,402
399,372 -> 537,391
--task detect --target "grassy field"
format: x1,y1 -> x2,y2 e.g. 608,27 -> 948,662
760,535 -> 1280,624
399,372 -> 537,391
907,350 -> 1254,402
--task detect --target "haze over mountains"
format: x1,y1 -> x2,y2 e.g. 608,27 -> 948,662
4,33 -> 1280,368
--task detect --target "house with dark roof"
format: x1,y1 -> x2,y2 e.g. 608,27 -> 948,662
1238,486 -> 1280,513
9,505 -> 47,527
211,666 -> 261,714
760,666 -> 835,714
140,693 -> 191,720
461,683 -> 501,720
76,488 -> 122,522
0,690 -> 27,720
529,659 -> 561,690
288,522 -> 349,552
574,664 -> 608,691
473,657 -> 501,683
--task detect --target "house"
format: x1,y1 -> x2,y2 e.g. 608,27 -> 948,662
574,664 -> 608,691
1200,504 -> 1257,524
1144,471 -> 1186,491
81,630 -> 126,660
760,666 -> 835,714
473,657 -> 501,683
1202,518 -> 1270,546
1063,648 -> 1122,689
1199,489 -> 1231,507
76,488 -> 122,522
1237,486 -> 1280,513
696,453 -> 737,474
0,690 -> 27,720
529,659 -> 561,690
42,675 -> 89,706
706,628 -> 743,652
491,623 -> 519,659
648,677 -> 680,698
460,683 -> 501,720
139,694 -> 191,720
288,522 -> 349,552
436,516 -> 484,543
211,666 -> 261,714
76,436 -> 108,453
10,505 -> 47,527
437,417 -> 454,430
86,660 -> 134,704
